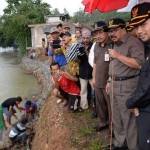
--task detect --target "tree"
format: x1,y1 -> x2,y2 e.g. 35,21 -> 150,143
0,0 -> 51,55
51,8 -> 60,15
63,8 -> 69,15
72,9 -> 130,26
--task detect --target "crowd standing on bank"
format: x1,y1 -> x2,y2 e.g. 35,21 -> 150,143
0,2 -> 150,150
47,2 -> 150,150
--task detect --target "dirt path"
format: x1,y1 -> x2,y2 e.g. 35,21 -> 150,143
32,96 -> 76,150
32,95 -> 109,150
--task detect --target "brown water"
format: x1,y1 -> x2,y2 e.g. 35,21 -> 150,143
0,53 -> 40,102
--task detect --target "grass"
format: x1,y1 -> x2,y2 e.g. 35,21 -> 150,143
69,109 -> 109,150
89,140 -> 103,150
79,127 -> 94,137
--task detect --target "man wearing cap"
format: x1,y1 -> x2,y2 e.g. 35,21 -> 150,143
48,26 -> 67,67
63,24 -> 71,33
92,21 -> 111,131
126,2 -> 150,150
74,22 -> 82,32
107,18 -> 144,150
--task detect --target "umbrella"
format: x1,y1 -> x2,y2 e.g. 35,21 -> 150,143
82,0 -> 129,13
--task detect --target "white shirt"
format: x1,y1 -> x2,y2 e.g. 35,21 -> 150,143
88,42 -> 96,68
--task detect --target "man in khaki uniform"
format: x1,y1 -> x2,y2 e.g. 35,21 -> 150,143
106,18 -> 145,150
92,21 -> 111,131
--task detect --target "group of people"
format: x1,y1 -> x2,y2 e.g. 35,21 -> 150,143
47,22 -> 94,112
47,2 -> 150,150
0,96 -> 38,146
0,2 -> 149,150
1,96 -> 38,129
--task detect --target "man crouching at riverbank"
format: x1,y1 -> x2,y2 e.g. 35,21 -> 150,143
1,97 -> 23,128
50,62 -> 81,112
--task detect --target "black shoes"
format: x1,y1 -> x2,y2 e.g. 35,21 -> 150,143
94,124 -> 109,132
73,107 -> 84,113
104,144 -> 128,150
111,145 -> 128,150
91,112 -> 97,118
69,107 -> 84,113
77,107 -> 84,112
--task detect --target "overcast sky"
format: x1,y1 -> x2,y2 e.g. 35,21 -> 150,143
0,0 -> 83,16
0,0 -> 138,16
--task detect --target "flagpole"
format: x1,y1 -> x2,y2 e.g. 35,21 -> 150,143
108,44 -> 114,150
109,61 -> 114,150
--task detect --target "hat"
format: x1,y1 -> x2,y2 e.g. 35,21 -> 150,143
93,21 -> 108,32
26,100 -> 32,106
74,22 -> 82,28
129,2 -> 150,27
57,23 -> 63,28
62,32 -> 71,37
63,24 -> 70,29
50,27 -> 59,34
108,18 -> 126,29
126,21 -> 134,32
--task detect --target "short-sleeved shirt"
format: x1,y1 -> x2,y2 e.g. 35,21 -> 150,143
1,98 -> 18,109
88,42 -> 96,68
94,41 -> 112,88
50,39 -> 67,67
78,43 -> 93,79
109,34 -> 145,77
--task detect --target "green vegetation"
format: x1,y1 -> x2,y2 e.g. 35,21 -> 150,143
70,110 -> 109,150
0,0 -> 51,55
71,9 -> 130,26
79,126 -> 94,137
0,2 -> 130,56
89,140 -> 103,150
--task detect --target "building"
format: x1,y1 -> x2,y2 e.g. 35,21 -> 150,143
28,14 -> 92,49
28,15 -> 65,48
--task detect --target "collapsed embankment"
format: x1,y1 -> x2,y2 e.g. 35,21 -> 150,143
22,57 -> 108,150
0,56 -> 108,150
21,57 -> 51,102
22,57 -> 75,150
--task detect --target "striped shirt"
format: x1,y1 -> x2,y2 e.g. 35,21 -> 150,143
65,43 -> 84,62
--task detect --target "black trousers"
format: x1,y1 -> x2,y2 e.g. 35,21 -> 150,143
137,112 -> 150,150
59,88 -> 80,110
68,94 -> 80,110
95,87 -> 110,127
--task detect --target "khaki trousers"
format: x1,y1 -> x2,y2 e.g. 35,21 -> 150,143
110,77 -> 139,150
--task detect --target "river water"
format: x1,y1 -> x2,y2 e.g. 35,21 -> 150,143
0,53 -> 40,103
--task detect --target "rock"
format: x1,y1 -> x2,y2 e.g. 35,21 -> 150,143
21,57 -> 52,100
0,129 -> 12,149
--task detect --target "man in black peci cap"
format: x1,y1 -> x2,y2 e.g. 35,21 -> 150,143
129,2 -> 150,29
126,2 -> 150,150
92,21 -> 111,132
106,18 -> 145,150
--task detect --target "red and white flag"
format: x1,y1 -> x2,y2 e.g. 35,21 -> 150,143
82,0 -> 129,13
